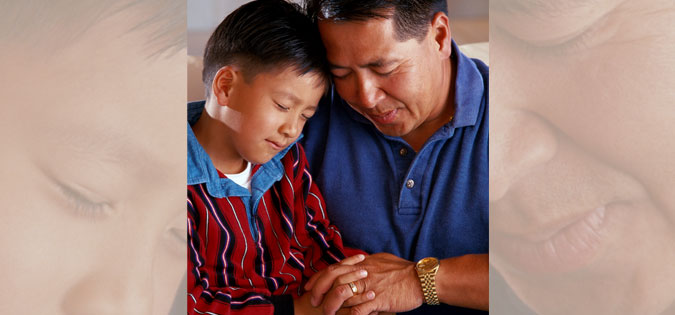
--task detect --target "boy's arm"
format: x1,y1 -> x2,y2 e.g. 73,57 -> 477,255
290,144 -> 367,276
188,197 -> 296,315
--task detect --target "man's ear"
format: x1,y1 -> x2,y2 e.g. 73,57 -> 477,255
430,12 -> 452,59
211,65 -> 238,107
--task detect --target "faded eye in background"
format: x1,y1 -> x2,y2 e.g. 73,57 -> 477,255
56,181 -> 112,219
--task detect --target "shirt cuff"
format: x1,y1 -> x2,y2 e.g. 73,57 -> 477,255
269,294 -> 294,315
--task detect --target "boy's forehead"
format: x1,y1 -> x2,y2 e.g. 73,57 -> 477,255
251,65 -> 328,89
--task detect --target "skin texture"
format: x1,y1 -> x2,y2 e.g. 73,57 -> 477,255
490,0 -> 675,313
307,10 -> 489,314
193,66 -> 325,173
0,10 -> 185,315
317,13 -> 453,151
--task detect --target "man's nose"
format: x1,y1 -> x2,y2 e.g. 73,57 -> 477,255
354,73 -> 385,109
490,109 -> 558,202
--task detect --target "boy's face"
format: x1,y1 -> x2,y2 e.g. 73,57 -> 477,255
0,10 -> 185,315
222,67 -> 325,164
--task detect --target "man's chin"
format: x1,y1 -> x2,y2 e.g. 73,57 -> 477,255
373,124 -> 409,138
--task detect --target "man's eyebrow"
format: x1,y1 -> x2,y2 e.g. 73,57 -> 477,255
493,0 -> 599,16
329,59 -> 400,70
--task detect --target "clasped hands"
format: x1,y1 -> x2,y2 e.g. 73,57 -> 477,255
301,253 -> 426,315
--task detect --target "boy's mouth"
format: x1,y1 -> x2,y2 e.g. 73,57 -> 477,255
266,139 -> 285,151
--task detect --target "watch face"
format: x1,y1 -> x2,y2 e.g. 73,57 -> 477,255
417,257 -> 439,271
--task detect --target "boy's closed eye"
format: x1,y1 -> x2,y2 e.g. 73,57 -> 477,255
274,101 -> 316,120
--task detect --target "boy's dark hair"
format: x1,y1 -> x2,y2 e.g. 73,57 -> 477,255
202,0 -> 329,98
305,0 -> 448,41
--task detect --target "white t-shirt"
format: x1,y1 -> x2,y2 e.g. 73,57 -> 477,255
224,161 -> 252,191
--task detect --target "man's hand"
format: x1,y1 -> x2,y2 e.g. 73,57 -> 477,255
307,253 -> 424,315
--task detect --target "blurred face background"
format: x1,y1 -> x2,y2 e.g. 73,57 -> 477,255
0,1 -> 186,314
490,0 -> 675,314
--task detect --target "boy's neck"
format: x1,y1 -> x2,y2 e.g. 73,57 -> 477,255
192,107 -> 248,174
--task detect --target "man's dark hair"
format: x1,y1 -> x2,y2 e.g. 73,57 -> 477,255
305,0 -> 448,41
202,0 -> 329,98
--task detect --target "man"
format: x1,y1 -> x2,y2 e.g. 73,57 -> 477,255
490,0 -> 675,314
300,0 -> 488,314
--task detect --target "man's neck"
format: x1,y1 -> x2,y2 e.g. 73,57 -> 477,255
402,56 -> 456,152
192,108 -> 247,174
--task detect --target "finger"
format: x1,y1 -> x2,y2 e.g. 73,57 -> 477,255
332,270 -> 368,289
336,308 -> 352,315
304,254 -> 364,293
308,265 -> 364,306
305,258 -> 361,291
343,290 -> 376,307
304,269 -> 323,291
350,300 -> 379,315
322,283 -> 358,315
340,254 -> 366,265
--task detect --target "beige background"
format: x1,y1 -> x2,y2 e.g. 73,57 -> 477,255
187,0 -> 488,56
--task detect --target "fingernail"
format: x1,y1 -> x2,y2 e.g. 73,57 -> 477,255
310,297 -> 318,307
357,254 -> 365,260
366,291 -> 375,299
359,270 -> 368,277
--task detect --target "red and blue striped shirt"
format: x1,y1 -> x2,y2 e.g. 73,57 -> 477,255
188,102 -> 360,315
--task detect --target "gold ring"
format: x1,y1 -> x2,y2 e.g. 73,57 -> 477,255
348,282 -> 358,295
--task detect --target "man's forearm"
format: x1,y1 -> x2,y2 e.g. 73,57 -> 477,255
436,254 -> 489,310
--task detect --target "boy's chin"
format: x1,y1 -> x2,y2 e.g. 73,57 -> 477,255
243,153 -> 276,166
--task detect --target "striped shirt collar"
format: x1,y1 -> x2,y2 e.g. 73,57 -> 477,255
187,101 -> 298,198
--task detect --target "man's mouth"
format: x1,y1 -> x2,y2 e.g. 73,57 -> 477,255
368,109 -> 398,125
491,200 -> 635,274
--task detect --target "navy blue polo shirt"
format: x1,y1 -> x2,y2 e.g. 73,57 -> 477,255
301,41 -> 488,315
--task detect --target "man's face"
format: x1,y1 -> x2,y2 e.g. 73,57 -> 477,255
219,67 -> 324,165
317,17 -> 450,138
490,0 -> 675,313
0,11 -> 185,314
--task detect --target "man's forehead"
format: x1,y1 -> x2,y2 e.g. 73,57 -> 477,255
319,18 -> 414,66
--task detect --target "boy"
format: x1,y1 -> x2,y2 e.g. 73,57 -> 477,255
187,1 -> 368,314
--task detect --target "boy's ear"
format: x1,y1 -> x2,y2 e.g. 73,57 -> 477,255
430,12 -> 452,59
212,66 -> 238,107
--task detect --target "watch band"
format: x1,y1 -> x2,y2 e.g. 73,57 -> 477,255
416,257 -> 440,305
418,271 -> 440,305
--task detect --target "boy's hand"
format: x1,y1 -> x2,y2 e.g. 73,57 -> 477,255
294,293 -> 322,315
305,254 -> 376,308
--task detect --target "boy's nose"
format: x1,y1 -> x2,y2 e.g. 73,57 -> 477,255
279,117 -> 301,139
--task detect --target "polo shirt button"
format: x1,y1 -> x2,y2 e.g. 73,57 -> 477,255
399,148 -> 408,156
406,179 -> 415,189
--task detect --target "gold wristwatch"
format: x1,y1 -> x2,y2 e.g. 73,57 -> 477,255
415,257 -> 440,305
